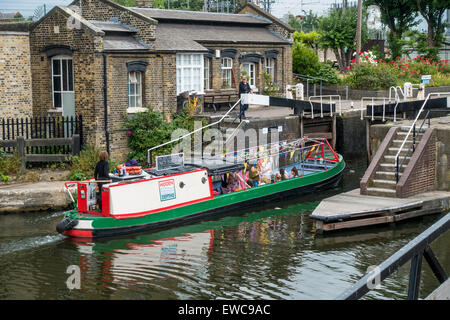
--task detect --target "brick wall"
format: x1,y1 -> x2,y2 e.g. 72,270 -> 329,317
105,53 -> 176,159
0,31 -> 33,119
397,128 -> 437,198
30,8 -> 105,149
72,0 -> 156,47
204,44 -> 292,94
239,4 -> 294,43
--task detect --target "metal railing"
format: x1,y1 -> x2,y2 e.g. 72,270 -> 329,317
395,92 -> 450,182
308,95 -> 342,119
293,74 -> 326,98
361,97 -> 389,121
147,98 -> 241,165
337,212 -> 450,300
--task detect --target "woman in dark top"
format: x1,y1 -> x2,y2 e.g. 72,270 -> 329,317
94,151 -> 109,211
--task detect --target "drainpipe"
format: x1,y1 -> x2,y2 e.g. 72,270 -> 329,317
103,53 -> 110,154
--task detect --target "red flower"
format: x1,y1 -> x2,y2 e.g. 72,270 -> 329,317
352,58 -> 356,63
345,66 -> 351,70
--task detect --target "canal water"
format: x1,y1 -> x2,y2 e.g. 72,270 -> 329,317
0,157 -> 448,300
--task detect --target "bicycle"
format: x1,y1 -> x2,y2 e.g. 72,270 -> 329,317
182,91 -> 202,115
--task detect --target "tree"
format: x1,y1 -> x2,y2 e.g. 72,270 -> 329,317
415,0 -> 449,48
288,10 -> 319,33
365,0 -> 418,59
318,7 -> 367,72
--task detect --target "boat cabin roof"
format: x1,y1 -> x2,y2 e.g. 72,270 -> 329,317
185,158 -> 245,176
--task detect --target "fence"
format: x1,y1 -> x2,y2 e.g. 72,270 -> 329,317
337,212 -> 450,300
0,115 -> 83,154
0,135 -> 80,169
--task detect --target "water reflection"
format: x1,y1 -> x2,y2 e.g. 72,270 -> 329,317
0,156 -> 448,300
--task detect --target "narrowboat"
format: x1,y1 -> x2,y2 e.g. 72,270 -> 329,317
57,138 -> 345,238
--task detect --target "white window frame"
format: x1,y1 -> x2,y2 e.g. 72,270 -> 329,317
221,57 -> 233,88
242,62 -> 256,88
128,71 -> 143,109
204,57 -> 211,90
51,55 -> 74,109
265,57 -> 275,82
176,53 -> 204,95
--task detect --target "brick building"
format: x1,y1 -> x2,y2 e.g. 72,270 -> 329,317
25,0 -> 294,159
0,23 -> 33,121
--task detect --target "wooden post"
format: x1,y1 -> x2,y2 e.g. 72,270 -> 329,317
72,134 -> 81,156
300,116 -> 304,138
332,114 -> 337,150
17,136 -> 25,170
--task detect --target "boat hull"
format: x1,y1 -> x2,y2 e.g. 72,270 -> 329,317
62,157 -> 345,238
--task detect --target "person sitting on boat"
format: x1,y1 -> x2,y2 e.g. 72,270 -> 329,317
279,168 -> 289,181
260,157 -> 273,184
291,166 -> 299,178
222,172 -> 239,193
275,173 -> 282,182
94,151 -> 110,211
247,163 -> 260,187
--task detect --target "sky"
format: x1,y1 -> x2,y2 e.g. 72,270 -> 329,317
0,0 -> 430,31
0,0 -> 341,19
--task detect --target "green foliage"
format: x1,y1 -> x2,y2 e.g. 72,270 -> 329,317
346,63 -> 398,90
69,145 -> 120,180
318,7 -> 367,71
0,151 -> 21,178
111,0 -> 136,6
69,145 -> 100,181
315,63 -> 340,85
263,72 -> 279,96
150,0 -> 205,10
125,109 -> 205,165
366,0 -> 418,58
288,10 -> 319,33
292,40 -> 320,76
293,31 -> 321,49
402,30 -> 441,61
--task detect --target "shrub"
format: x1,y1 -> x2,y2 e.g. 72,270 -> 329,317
263,72 -> 279,96
346,63 -> 398,90
292,41 -> 320,76
315,63 -> 340,85
125,109 -> 205,165
69,145 -> 120,180
0,151 -> 21,182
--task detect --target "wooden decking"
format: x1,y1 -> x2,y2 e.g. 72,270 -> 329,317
310,189 -> 450,232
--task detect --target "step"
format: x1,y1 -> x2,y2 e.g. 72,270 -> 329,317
391,139 -> 421,148
379,162 -> 406,172
386,147 -> 413,157
399,126 -> 426,133
383,155 -> 412,163
366,187 -> 397,198
372,179 -> 397,189
375,171 -> 403,180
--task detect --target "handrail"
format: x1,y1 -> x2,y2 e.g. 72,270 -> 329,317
396,109 -> 431,182
395,92 -> 450,182
389,86 -> 400,103
308,95 -> 341,119
336,212 -> 450,300
147,98 -> 241,165
361,97 -> 389,121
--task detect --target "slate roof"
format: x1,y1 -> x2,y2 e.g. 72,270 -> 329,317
154,22 -> 289,52
89,20 -> 136,33
103,35 -> 149,51
132,8 -> 271,26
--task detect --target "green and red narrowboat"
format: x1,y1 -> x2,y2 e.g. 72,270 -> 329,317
57,138 -> 345,238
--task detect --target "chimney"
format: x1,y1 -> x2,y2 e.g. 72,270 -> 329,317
135,0 -> 153,8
